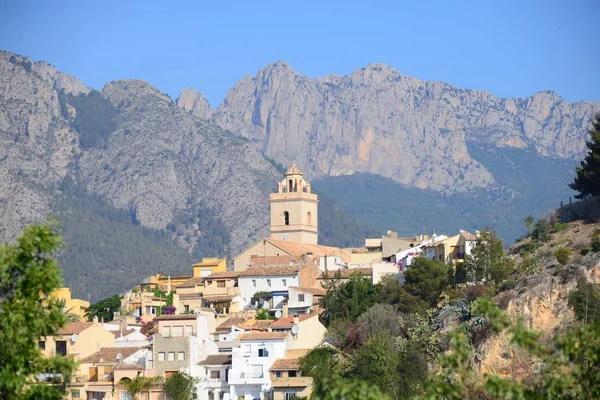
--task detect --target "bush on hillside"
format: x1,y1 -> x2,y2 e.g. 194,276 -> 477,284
568,280 -> 600,324
555,247 -> 571,265
532,219 -> 551,242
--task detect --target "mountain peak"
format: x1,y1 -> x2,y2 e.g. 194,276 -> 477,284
177,88 -> 213,120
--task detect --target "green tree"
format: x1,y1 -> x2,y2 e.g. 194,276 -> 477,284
0,223 -> 77,400
318,379 -> 391,400
374,276 -> 428,315
531,219 -> 551,242
319,273 -> 376,326
464,229 -> 514,284
524,215 -> 535,236
84,294 -> 121,322
300,347 -> 340,399
404,257 -> 450,307
163,372 -> 197,400
356,304 -> 402,343
570,113 -> 600,199
568,280 -> 600,324
121,376 -> 162,400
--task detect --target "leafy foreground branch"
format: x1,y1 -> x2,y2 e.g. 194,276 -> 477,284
0,223 -> 77,400
419,298 -> 600,400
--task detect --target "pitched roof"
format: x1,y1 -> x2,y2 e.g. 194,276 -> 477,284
284,163 -> 304,176
155,314 -> 198,321
205,271 -> 241,279
177,277 -> 204,288
239,332 -> 289,341
461,232 -> 478,241
57,322 -> 94,335
249,255 -> 298,268
239,265 -> 300,277
202,295 -> 234,303
193,258 -> 226,267
291,286 -> 327,296
111,329 -> 136,338
318,268 -> 373,279
216,317 -> 249,332
265,238 -> 351,263
270,358 -> 301,370
199,354 -> 232,366
269,314 -> 316,328
82,347 -> 143,363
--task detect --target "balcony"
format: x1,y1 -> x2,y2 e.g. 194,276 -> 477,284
271,376 -> 312,388
228,371 -> 266,384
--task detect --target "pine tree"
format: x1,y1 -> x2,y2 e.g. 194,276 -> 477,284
570,113 -> 600,199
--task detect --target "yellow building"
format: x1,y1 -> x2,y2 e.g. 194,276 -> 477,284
49,287 -> 90,320
193,257 -> 227,277
270,163 -> 319,245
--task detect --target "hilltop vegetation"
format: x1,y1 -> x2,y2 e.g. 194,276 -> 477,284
302,217 -> 600,399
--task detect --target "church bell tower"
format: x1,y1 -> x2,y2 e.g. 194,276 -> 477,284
270,163 -> 318,244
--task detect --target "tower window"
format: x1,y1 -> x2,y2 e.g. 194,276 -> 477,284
307,212 -> 312,226
284,211 -> 289,226
288,179 -> 293,193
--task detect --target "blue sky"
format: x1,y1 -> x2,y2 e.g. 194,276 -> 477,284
1,0 -> 598,106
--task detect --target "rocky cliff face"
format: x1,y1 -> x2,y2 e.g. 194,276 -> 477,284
177,88 -> 213,120
77,79 -> 279,253
0,51 -> 80,239
210,62 -> 599,192
0,51 -> 280,256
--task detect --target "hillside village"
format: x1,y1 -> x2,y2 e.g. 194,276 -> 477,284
42,164 -> 487,400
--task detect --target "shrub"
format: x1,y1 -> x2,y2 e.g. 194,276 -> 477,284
555,247 -> 571,265
592,229 -> 600,252
499,277 -> 517,292
568,280 -> 600,323
552,222 -> 567,233
532,219 -> 551,242
581,248 -> 591,256
465,284 -> 489,303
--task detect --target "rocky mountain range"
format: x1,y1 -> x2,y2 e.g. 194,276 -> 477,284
190,62 -> 598,193
1,49 -> 598,299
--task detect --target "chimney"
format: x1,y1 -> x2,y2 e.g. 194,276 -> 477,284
390,231 -> 398,239
120,317 -> 127,336
93,316 -> 99,325
293,316 -> 299,325
283,301 -> 289,318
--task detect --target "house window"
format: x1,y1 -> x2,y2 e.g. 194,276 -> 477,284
163,326 -> 171,337
284,211 -> 290,226
252,280 -> 256,287
267,279 -> 271,287
284,392 -> 298,400
217,281 -> 225,288
71,389 -> 80,399
178,352 -> 185,361
168,352 -> 175,361
185,325 -> 193,336
120,392 -> 133,400
298,294 -> 305,302
258,348 -> 269,357
184,305 -> 190,312
288,370 -> 297,377
210,370 -> 220,379
38,341 -> 46,350
158,352 -> 165,361
173,326 -> 183,337
282,279 -> 286,287
55,340 -> 67,356
275,371 -> 282,378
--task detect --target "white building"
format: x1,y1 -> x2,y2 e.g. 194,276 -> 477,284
238,266 -> 300,310
229,332 -> 291,400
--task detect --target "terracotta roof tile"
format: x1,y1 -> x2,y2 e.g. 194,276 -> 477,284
270,358 -> 301,370
57,322 -> 94,335
284,163 -> 304,176
216,317 -> 248,332
202,295 -> 234,303
239,265 -> 299,277
113,363 -> 145,370
265,238 -> 351,263
205,271 -> 241,279
82,347 -> 142,364
199,354 -> 232,366
461,232 -> 478,241
178,277 -> 205,288
270,314 -> 316,328
193,258 -> 226,267
111,329 -> 136,338
178,293 -> 203,299
291,286 -> 327,296
239,332 -> 289,341
249,255 -> 298,267
247,320 -> 273,330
